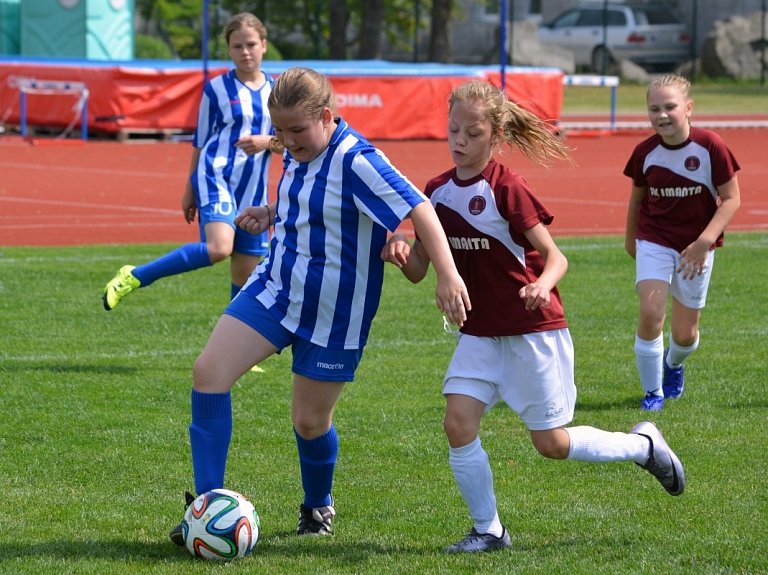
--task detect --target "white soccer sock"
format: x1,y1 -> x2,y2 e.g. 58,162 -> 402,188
667,332 -> 699,368
566,426 -> 650,464
635,334 -> 664,395
449,436 -> 504,537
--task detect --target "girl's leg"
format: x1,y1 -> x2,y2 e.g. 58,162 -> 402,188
531,427 -> 648,463
668,297 -> 701,363
132,222 -> 234,287
229,251 -> 262,299
444,394 -> 504,537
291,375 -> 345,510
635,280 -> 669,405
190,315 -> 279,494
532,425 -> 684,496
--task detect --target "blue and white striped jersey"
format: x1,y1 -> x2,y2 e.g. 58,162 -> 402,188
243,119 -> 426,350
191,70 -> 275,215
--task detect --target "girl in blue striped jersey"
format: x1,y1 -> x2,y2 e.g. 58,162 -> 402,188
169,67 -> 471,542
103,13 -> 283,310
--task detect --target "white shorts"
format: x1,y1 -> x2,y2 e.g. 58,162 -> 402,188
635,239 -> 714,309
443,329 -> 576,431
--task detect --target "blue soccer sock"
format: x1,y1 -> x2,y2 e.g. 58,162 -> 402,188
189,389 -> 232,495
295,425 -> 338,509
132,243 -> 212,287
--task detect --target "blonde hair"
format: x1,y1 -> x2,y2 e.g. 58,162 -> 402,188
223,13 -> 267,45
268,67 -> 337,119
647,74 -> 691,101
449,80 -> 574,168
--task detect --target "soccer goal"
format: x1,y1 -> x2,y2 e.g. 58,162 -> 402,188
17,78 -> 89,141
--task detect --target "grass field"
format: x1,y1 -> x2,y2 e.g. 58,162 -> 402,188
563,82 -> 768,114
1,233 -> 767,574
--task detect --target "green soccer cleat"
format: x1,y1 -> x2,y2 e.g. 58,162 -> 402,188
102,265 -> 141,310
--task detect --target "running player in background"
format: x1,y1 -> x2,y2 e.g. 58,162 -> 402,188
624,74 -> 741,411
381,80 -> 685,553
168,67 -> 470,544
102,13 -> 283,310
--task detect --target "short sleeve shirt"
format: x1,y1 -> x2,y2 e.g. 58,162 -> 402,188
425,159 -> 567,337
243,119 -> 426,350
192,70 -> 276,214
623,126 -> 740,252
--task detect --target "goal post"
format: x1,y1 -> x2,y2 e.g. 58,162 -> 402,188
17,78 -> 90,141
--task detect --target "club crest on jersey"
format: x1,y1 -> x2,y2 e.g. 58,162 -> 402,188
684,156 -> 700,171
283,169 -> 292,178
468,196 -> 486,215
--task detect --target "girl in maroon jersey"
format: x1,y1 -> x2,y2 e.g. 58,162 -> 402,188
624,75 -> 741,412
381,80 -> 685,554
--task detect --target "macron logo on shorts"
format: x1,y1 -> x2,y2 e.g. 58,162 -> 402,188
317,361 -> 345,370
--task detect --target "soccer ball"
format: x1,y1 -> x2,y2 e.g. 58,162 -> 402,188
182,489 -> 260,561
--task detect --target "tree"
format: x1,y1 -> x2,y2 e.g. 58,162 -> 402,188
358,0 -> 384,59
328,0 -> 349,59
429,0 -> 452,63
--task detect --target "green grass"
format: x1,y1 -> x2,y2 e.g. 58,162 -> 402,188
563,82 -> 768,114
1,234 -> 767,574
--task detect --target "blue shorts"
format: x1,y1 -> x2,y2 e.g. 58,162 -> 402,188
224,291 -> 364,382
198,202 -> 268,257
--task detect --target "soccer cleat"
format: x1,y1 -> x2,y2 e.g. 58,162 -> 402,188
443,526 -> 512,553
641,392 -> 664,411
102,265 -> 141,310
630,421 -> 685,496
297,502 -> 336,536
169,491 -> 196,546
662,349 -> 685,399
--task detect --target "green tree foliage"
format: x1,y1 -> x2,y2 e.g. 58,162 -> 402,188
137,0 -> 432,61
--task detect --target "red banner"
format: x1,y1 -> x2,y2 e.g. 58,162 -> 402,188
0,61 -> 562,140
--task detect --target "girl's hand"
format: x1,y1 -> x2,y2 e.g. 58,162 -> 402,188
380,233 -> 412,268
181,184 -> 196,224
519,282 -> 551,311
235,205 -> 271,235
677,239 -> 710,280
234,136 -> 262,156
436,273 -> 471,327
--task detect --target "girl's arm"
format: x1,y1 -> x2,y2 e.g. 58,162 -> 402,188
182,147 -> 203,224
408,202 -> 471,327
519,223 -> 568,311
234,135 -> 285,156
625,184 -> 646,259
380,233 -> 430,283
677,175 -> 741,280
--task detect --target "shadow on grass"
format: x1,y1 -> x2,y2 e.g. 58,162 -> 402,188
0,536 -> 434,564
0,363 -> 139,375
575,396 -> 640,411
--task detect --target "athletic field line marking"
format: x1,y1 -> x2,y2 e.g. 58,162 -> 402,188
0,196 -> 179,215
0,161 -> 187,179
0,254 -> 171,264
1,236 -> 766,266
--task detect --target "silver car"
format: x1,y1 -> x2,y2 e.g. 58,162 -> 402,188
538,1 -> 690,72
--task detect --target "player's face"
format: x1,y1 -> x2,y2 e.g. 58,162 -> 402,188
448,101 -> 495,180
647,86 -> 692,145
270,106 -> 334,163
227,27 -> 266,75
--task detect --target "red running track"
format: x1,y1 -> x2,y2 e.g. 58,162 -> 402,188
1,129 -> 766,247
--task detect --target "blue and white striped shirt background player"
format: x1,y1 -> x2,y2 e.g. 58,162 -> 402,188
241,118 -> 425,350
192,68 -> 275,252
102,13 -> 280,310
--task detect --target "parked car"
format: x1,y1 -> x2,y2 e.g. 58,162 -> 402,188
537,1 -> 690,73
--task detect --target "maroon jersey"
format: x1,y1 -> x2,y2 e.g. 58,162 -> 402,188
623,126 -> 740,252
424,159 -> 568,337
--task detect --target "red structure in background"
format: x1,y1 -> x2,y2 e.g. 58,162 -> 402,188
0,58 -> 564,140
